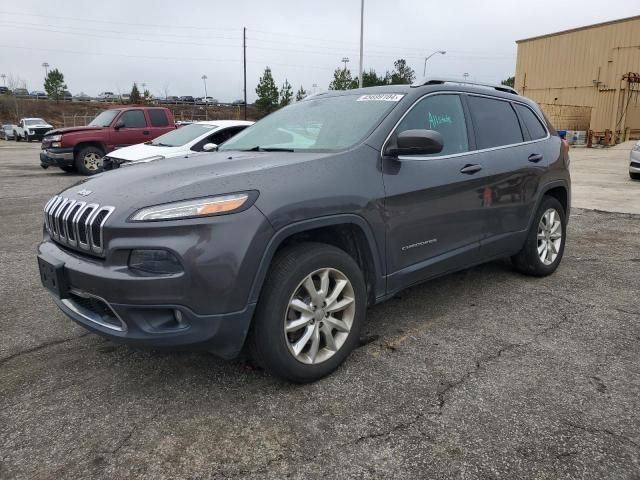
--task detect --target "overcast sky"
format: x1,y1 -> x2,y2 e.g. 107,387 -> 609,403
1,1 -> 638,101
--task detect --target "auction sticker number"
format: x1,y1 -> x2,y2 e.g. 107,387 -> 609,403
357,94 -> 405,102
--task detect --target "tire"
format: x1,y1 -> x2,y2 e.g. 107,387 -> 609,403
248,242 -> 366,383
15,133 -> 21,142
630,172 -> 640,181
25,133 -> 31,142
60,165 -> 76,173
512,196 -> 566,276
74,146 -> 104,175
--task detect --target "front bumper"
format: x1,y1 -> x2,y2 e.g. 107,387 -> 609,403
40,148 -> 74,167
37,206 -> 273,357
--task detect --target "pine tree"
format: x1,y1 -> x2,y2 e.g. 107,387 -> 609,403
43,68 -> 67,102
385,59 -> 416,85
130,83 -> 141,104
280,79 -> 293,107
295,86 -> 307,101
255,67 -> 279,115
329,68 -> 356,90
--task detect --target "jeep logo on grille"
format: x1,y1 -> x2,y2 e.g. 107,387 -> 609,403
77,189 -> 92,197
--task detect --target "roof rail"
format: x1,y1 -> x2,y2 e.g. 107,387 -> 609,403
411,77 -> 519,95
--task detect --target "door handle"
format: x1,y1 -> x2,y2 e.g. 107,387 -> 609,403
143,130 -> 150,135
528,153 -> 543,163
460,164 -> 482,174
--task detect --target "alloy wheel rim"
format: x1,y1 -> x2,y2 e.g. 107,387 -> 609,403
284,268 -> 355,365
537,208 -> 562,265
83,152 -> 101,171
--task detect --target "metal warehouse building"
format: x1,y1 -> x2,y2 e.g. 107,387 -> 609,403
515,15 -> 640,143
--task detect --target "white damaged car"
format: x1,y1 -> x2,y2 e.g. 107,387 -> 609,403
102,120 -> 253,170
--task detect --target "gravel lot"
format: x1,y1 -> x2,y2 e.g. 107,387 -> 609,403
1,142 -> 639,479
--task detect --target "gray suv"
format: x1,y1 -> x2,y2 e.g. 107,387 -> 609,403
37,79 -> 570,382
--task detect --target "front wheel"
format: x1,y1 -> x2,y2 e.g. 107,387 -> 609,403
512,196 -> 566,276
248,243 -> 366,383
75,146 -> 104,175
630,171 -> 640,181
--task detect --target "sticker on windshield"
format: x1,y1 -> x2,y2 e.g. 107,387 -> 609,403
357,94 -> 405,102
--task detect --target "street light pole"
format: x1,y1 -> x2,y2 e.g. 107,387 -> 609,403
41,62 -> 49,77
358,0 -> 364,88
0,74 -> 6,87
201,75 -> 208,99
341,57 -> 350,71
422,50 -> 446,77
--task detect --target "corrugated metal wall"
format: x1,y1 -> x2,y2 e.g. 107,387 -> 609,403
515,16 -> 640,137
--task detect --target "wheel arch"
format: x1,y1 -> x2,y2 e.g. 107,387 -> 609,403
248,215 -> 385,307
74,141 -> 107,156
527,180 -> 570,231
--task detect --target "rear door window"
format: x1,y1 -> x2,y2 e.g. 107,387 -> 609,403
119,110 -> 147,128
395,94 -> 469,156
149,109 -> 169,127
467,96 -> 523,149
514,104 -> 547,140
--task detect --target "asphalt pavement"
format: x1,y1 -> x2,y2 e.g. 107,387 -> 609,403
1,142 -> 639,479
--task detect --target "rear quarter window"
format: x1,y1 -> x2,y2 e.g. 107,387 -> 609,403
514,104 -> 547,140
467,95 -> 523,149
149,109 -> 169,127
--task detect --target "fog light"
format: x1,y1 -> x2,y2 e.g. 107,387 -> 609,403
128,249 -> 183,275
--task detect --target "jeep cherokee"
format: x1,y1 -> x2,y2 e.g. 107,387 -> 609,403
37,79 -> 570,383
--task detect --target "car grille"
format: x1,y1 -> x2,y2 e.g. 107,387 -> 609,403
43,195 -> 115,256
32,127 -> 51,135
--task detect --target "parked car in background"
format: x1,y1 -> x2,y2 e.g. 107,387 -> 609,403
36,80 -> 570,382
13,88 -> 29,97
40,106 -> 176,175
200,97 -> 218,105
120,93 -> 131,103
73,92 -> 91,102
0,86 -> 9,95
630,140 -> 640,180
179,96 -> 195,104
98,92 -> 117,102
1,124 -> 17,140
30,91 -> 47,99
102,120 -> 253,170
14,118 -> 54,142
62,90 -> 73,101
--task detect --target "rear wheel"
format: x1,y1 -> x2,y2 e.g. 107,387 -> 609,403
75,146 -> 104,175
249,243 -> 366,383
512,196 -> 566,276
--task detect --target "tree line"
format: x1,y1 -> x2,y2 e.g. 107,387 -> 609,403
255,58 -> 417,116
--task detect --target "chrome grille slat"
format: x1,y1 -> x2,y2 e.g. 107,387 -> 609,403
43,196 -> 114,257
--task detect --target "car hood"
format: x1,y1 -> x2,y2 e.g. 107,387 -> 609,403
58,150 -> 332,219
46,126 -> 104,136
25,123 -> 53,129
107,143 -> 188,161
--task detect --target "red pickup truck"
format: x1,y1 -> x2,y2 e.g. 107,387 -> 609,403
40,107 -> 176,175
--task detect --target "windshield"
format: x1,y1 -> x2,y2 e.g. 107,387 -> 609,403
152,124 -> 217,147
220,93 -> 404,152
89,110 -> 120,127
25,119 -> 46,125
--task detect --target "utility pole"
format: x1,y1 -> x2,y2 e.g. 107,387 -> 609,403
358,0 -> 364,88
243,27 -> 247,120
201,75 -> 208,98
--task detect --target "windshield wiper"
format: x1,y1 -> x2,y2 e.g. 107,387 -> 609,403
241,146 -> 294,152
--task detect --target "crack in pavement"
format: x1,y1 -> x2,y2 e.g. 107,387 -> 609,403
562,420 -> 640,452
0,333 -> 91,367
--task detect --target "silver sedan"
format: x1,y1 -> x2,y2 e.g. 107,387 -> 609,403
631,140 -> 640,180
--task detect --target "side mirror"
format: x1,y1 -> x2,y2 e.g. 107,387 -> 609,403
114,120 -> 125,130
202,143 -> 218,152
387,129 -> 444,157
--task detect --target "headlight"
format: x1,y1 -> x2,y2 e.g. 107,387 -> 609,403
130,192 -> 255,221
47,134 -> 62,142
